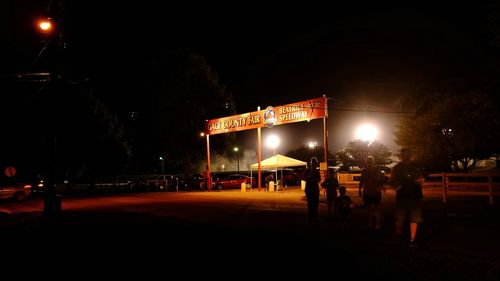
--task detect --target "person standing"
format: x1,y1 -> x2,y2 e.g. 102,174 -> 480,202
335,185 -> 353,232
304,157 -> 321,219
359,156 -> 385,231
390,148 -> 425,247
321,169 -> 339,219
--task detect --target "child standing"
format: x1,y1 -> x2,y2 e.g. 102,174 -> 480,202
336,185 -> 352,232
321,169 -> 339,220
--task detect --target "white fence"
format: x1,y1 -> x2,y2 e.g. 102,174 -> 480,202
338,172 -> 500,205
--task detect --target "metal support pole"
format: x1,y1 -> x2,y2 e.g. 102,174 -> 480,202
206,134 -> 211,191
257,106 -> 262,192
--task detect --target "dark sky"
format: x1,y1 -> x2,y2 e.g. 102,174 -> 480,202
2,1 -> 495,161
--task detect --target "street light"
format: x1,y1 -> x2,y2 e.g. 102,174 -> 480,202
266,135 -> 280,156
355,124 -> 378,143
234,147 -> 240,173
36,17 -> 54,38
159,156 -> 164,175
35,16 -> 58,216
307,141 -> 317,149
266,135 -> 280,187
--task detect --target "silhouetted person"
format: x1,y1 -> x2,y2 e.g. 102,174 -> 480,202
202,165 -> 209,191
265,173 -> 274,191
390,148 -> 424,247
335,185 -> 352,232
321,169 -> 339,219
304,157 -> 321,219
359,156 -> 385,231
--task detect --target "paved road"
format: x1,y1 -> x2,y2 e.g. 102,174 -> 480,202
1,187 -> 499,280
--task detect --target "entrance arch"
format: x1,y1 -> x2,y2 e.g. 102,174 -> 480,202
204,96 -> 329,191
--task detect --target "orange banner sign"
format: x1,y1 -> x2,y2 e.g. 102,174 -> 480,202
274,97 -> 327,126
206,110 -> 264,135
205,97 -> 327,135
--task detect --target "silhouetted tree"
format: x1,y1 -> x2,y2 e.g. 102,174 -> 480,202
395,89 -> 500,172
285,145 -> 335,165
0,77 -> 133,182
335,140 -> 392,171
141,48 -> 236,174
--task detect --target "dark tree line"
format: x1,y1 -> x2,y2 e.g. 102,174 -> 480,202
0,48 -> 236,182
394,4 -> 500,172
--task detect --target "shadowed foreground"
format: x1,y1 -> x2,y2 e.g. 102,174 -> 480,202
1,188 -> 499,280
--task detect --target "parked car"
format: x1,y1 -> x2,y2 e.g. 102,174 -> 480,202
213,174 -> 256,190
0,177 -> 32,201
145,175 -> 178,191
178,174 -> 204,191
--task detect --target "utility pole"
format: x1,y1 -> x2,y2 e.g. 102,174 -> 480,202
35,0 -> 66,217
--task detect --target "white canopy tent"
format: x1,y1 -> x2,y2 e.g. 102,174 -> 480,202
250,154 -> 307,188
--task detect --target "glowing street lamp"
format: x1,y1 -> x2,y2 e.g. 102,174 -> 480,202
307,141 -> 317,149
266,135 -> 280,156
355,124 -> 378,143
234,147 -> 240,173
159,156 -> 164,175
36,17 -> 54,37
266,135 -> 280,187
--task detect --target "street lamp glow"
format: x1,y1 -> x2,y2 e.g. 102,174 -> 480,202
37,18 -> 53,34
266,135 -> 280,149
159,156 -> 164,174
355,124 -> 378,142
200,132 -> 205,137
234,147 -> 240,172
307,141 -> 317,149
266,135 -> 280,155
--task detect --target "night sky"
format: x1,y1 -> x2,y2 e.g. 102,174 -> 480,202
1,1 -> 495,159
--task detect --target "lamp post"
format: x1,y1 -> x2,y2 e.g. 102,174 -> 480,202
266,135 -> 280,186
159,156 -> 164,175
234,147 -> 240,173
35,15 -> 59,216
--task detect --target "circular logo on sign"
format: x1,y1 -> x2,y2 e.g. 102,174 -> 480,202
264,106 -> 276,128
4,166 -> 17,177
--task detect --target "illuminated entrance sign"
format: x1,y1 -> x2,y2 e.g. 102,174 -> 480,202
205,110 -> 265,135
206,97 -> 326,135
275,97 -> 326,125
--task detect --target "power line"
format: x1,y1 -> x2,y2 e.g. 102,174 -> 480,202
305,105 -> 416,114
329,107 -> 415,114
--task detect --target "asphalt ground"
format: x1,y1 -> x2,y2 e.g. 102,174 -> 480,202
0,187 -> 499,280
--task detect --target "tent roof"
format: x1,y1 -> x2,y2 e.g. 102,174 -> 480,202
250,154 -> 307,169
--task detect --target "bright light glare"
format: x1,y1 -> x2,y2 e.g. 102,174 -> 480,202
40,22 -> 51,30
355,124 -> 378,142
266,135 -> 280,149
38,19 -> 53,32
307,141 -> 317,149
